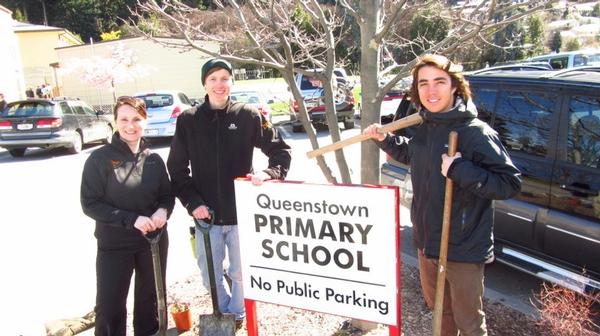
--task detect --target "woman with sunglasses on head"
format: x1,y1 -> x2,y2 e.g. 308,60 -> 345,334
81,96 -> 175,336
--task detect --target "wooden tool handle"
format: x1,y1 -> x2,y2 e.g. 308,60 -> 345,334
432,131 -> 458,336
306,113 -> 423,159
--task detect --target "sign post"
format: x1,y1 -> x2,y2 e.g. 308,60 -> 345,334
235,181 -> 401,335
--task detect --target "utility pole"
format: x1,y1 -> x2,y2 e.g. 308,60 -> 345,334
41,0 -> 48,25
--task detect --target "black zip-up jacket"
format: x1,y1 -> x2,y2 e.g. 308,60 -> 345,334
167,97 -> 291,225
378,98 -> 521,263
81,133 -> 175,249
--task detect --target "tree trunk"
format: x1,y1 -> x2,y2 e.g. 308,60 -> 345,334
359,0 -> 383,185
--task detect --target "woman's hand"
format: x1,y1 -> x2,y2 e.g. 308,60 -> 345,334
151,208 -> 168,229
134,215 -> 155,235
246,171 -> 271,186
362,123 -> 386,142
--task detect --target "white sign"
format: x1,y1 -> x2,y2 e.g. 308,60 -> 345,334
235,181 -> 399,325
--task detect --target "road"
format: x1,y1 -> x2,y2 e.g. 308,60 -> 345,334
0,118 -> 542,335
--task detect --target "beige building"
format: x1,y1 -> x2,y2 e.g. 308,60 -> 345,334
0,6 -> 25,102
13,21 -> 83,96
55,37 -> 220,108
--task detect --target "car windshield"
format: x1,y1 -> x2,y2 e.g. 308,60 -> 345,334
231,92 -> 262,104
3,102 -> 54,117
136,94 -> 174,108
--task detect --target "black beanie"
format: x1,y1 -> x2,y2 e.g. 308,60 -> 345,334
201,58 -> 233,85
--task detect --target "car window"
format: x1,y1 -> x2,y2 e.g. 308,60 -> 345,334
300,76 -> 322,90
493,91 -> 555,157
59,102 -> 73,115
567,96 -> 600,168
549,56 -> 569,69
178,93 -> 191,105
231,92 -> 261,104
71,104 -> 86,115
82,105 -> 96,116
3,102 -> 54,117
137,94 -> 174,108
471,87 -> 496,124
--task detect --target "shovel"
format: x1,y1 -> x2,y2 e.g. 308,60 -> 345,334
194,212 -> 236,336
432,131 -> 458,336
145,229 -> 167,336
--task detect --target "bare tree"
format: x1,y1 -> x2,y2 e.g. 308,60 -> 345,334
339,0 -> 554,183
130,0 -> 553,184
131,0 -> 353,183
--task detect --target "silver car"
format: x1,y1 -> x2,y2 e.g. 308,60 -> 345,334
134,91 -> 195,137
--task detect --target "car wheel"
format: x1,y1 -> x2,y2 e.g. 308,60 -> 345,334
68,131 -> 83,154
343,119 -> 355,130
8,148 -> 26,157
103,124 -> 113,144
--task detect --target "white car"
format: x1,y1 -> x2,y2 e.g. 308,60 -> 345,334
134,91 -> 195,137
230,90 -> 273,122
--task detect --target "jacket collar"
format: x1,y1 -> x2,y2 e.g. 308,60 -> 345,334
110,132 -> 149,156
419,97 -> 478,125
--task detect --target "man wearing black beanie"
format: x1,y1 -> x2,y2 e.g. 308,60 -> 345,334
167,58 -> 291,329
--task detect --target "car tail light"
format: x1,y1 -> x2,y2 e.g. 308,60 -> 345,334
0,120 -> 11,130
171,106 -> 182,119
37,118 -> 62,128
292,100 -> 299,112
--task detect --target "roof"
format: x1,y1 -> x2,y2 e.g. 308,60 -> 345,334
13,21 -> 63,33
13,21 -> 83,45
466,68 -> 600,86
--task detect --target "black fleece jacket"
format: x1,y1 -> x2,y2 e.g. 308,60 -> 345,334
378,98 -> 521,263
167,97 -> 291,225
81,133 -> 175,249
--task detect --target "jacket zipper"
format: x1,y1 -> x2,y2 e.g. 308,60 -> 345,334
216,111 -> 221,224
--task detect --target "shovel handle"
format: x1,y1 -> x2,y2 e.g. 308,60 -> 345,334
432,131 -> 458,336
194,210 -> 222,315
143,227 -> 164,245
194,209 -> 216,234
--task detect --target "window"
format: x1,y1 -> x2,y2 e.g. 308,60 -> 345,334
71,104 -> 86,115
59,102 -> 73,115
300,76 -> 322,90
471,87 -> 496,124
567,96 -> 600,168
82,105 -> 96,116
178,93 -> 191,105
493,91 -> 555,157
549,56 -> 569,69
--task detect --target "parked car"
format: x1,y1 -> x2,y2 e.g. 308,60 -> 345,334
527,49 -> 600,70
0,97 -> 113,157
381,67 -> 600,295
290,68 -> 356,132
230,90 -> 273,122
134,91 -> 195,138
379,89 -> 405,124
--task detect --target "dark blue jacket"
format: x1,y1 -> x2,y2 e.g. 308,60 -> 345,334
378,98 -> 521,263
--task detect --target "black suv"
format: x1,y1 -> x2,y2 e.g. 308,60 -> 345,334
0,97 -> 113,157
381,68 -> 600,295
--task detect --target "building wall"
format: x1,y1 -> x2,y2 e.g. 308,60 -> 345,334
15,29 -> 82,93
56,38 -> 220,107
0,7 -> 25,102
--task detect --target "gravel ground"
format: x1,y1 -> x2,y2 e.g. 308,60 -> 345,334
149,262 -> 549,336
